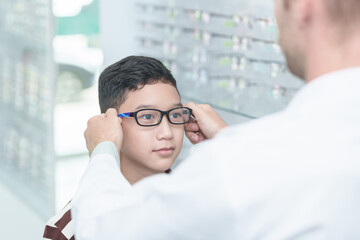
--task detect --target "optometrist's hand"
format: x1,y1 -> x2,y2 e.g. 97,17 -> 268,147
184,102 -> 228,144
84,108 -> 123,156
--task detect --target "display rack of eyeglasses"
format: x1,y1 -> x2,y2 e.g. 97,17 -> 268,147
133,0 -> 304,119
0,0 -> 55,219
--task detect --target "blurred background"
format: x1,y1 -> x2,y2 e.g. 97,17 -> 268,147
0,0 -> 303,239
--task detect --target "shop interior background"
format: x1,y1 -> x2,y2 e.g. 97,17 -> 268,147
0,0 -> 302,239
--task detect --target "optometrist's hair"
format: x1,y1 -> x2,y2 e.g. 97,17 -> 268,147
284,0 -> 360,25
325,0 -> 360,24
98,56 -> 179,113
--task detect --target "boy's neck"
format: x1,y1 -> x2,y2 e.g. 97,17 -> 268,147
120,155 -> 162,185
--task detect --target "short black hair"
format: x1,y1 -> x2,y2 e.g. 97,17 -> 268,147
98,56 -> 179,113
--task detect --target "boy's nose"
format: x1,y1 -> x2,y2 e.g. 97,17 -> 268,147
156,116 -> 174,140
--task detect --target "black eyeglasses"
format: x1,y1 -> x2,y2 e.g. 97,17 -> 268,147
118,107 -> 192,127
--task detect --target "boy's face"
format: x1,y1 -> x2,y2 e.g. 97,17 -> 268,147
118,82 -> 184,178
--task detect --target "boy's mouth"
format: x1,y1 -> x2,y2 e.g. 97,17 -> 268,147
153,147 -> 175,157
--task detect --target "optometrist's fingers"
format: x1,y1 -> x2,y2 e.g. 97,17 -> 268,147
185,121 -> 205,144
185,121 -> 200,132
184,102 -> 228,140
84,108 -> 123,156
185,129 -> 207,144
105,108 -> 118,118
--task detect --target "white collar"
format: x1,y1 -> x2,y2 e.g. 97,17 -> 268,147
287,67 -> 360,112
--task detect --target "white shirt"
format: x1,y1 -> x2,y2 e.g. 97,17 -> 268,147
72,68 -> 360,240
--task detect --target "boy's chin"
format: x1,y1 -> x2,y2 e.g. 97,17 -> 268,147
149,159 -> 175,173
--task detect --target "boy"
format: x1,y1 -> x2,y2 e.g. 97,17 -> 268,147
43,56 -> 191,240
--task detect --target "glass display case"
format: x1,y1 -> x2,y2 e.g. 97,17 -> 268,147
134,0 -> 304,119
0,0 -> 55,219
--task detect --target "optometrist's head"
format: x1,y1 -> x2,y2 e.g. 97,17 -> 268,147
98,56 -> 184,184
275,0 -> 360,82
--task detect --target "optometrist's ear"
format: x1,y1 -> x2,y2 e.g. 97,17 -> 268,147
295,0 -> 314,29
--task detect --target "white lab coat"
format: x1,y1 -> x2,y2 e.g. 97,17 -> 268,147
72,68 -> 360,240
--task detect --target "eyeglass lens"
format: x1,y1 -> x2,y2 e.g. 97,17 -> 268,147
136,107 -> 191,126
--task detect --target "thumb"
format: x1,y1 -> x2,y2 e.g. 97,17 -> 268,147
184,102 -> 204,119
106,108 -> 118,117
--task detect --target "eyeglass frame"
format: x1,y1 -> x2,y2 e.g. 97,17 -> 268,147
117,107 -> 193,127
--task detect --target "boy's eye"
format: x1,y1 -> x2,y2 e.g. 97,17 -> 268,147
170,113 -> 181,119
139,114 -> 154,120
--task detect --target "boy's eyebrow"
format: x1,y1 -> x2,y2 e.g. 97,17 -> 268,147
134,103 -> 182,111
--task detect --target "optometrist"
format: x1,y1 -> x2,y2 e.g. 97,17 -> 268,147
72,0 -> 360,239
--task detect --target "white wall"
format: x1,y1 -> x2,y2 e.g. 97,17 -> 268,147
99,0 -> 137,68
0,181 -> 46,240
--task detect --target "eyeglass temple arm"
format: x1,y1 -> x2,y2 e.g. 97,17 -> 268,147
117,112 -> 135,118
